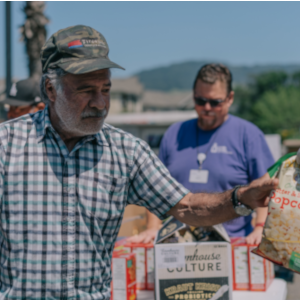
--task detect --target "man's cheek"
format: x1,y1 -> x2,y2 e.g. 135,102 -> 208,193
106,98 -> 110,113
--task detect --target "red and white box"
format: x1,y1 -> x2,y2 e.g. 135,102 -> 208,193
124,242 -> 154,290
248,245 -> 274,291
114,238 -> 132,253
111,252 -> 136,300
145,244 -> 154,290
114,239 -> 154,290
231,237 -> 249,291
231,237 -> 274,291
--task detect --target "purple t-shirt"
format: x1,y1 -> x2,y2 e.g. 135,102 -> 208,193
158,115 -> 275,237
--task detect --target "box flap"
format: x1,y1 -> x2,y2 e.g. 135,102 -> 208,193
211,223 -> 231,242
155,216 -> 186,244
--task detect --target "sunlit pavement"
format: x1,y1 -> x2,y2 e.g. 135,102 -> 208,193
287,273 -> 300,300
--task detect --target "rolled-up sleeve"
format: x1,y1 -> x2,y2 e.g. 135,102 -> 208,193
128,139 -> 189,220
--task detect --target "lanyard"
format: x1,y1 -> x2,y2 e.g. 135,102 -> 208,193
196,121 -> 222,169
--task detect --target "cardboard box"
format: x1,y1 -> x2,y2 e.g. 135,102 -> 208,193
248,245 -> 274,291
154,217 -> 233,300
114,239 -> 154,290
111,252 -> 136,300
231,238 -> 249,290
146,244 -> 155,290
231,237 -> 274,291
123,242 -> 154,290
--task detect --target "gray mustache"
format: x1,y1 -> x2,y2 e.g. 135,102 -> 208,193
81,109 -> 107,119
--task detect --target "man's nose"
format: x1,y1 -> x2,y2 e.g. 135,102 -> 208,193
204,101 -> 212,110
89,92 -> 106,110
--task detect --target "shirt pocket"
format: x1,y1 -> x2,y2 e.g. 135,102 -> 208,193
77,172 -> 128,220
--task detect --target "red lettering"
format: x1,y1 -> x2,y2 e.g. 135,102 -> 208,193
291,191 -> 296,197
280,197 -> 290,209
298,203 -> 300,209
270,191 -> 276,199
274,197 -> 282,204
291,200 -> 297,208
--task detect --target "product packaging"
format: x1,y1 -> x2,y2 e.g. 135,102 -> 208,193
254,151 -> 300,273
114,238 -> 154,290
111,251 -> 136,300
231,237 -> 249,290
231,237 -> 274,291
155,217 -> 233,300
248,245 -> 274,291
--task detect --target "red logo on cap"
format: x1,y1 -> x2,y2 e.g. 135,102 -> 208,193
68,40 -> 83,49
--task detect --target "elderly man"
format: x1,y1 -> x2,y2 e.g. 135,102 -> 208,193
0,25 -> 278,299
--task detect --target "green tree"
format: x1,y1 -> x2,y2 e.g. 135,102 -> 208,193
252,71 -> 288,97
232,85 -> 253,121
233,71 -> 291,128
292,71 -> 300,87
252,86 -> 300,136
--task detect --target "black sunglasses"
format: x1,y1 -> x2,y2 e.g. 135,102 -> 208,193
194,97 -> 226,107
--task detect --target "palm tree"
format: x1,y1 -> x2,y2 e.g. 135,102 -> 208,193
20,1 -> 49,80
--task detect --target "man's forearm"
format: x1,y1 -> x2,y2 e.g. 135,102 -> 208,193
168,190 -> 238,227
168,174 -> 278,228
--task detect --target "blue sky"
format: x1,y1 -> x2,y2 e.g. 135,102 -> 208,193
1,1 -> 300,80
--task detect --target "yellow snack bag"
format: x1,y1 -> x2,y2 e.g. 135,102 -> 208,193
254,151 -> 300,272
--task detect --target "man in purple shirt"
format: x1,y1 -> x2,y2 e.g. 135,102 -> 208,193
130,63 -> 274,244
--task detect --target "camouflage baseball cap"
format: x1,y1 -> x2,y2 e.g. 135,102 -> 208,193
41,25 -> 124,74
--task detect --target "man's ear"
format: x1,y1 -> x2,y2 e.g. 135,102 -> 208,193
45,78 -> 57,103
227,90 -> 234,106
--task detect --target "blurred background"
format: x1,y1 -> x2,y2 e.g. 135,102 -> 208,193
1,1 -> 300,152
1,3 -> 300,297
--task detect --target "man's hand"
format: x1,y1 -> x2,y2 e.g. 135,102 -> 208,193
127,228 -> 158,244
238,173 -> 279,209
245,226 -> 263,245
127,211 -> 162,244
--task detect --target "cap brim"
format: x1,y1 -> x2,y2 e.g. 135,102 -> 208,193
1,98 -> 36,107
57,57 -> 125,75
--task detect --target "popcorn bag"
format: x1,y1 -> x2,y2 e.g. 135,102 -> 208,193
253,150 -> 300,272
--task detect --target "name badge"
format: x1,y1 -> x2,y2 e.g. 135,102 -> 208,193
189,169 -> 209,183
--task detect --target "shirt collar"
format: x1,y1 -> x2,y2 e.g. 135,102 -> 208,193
34,106 -> 109,146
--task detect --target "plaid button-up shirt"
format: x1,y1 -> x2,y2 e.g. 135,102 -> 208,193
0,107 -> 188,299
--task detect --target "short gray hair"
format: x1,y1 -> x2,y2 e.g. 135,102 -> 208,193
40,68 -> 67,104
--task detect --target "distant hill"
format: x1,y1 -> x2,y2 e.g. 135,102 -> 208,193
135,61 -> 300,91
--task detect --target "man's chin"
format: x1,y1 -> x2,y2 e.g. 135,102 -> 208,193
73,123 -> 104,136
199,117 -> 217,130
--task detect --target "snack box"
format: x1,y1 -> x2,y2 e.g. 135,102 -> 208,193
231,237 -> 274,291
231,237 -> 249,290
146,244 -> 155,290
114,238 -> 154,290
155,217 -> 233,300
111,251 -> 136,300
123,242 -> 154,290
248,245 -> 274,291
